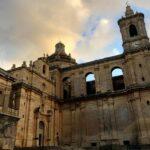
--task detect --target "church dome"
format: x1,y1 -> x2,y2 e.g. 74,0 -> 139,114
47,42 -> 76,64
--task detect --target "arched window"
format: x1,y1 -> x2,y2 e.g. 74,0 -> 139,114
63,77 -> 71,99
39,121 -> 45,146
129,24 -> 138,37
112,68 -> 125,91
85,73 -> 96,95
43,65 -> 46,74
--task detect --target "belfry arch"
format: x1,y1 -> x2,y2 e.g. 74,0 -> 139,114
129,24 -> 138,37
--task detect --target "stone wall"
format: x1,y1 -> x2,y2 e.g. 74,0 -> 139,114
61,50 -> 150,98
60,90 -> 150,147
15,86 -> 60,147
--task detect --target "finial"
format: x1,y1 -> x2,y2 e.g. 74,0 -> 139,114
11,64 -> 16,69
29,61 -> 33,68
126,1 -> 129,6
22,61 -> 27,67
125,3 -> 134,17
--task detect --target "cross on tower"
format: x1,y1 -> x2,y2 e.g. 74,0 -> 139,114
126,1 -> 130,6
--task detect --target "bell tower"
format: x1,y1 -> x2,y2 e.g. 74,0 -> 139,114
118,5 -> 149,53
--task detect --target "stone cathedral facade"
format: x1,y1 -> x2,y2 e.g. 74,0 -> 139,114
0,5 -> 150,150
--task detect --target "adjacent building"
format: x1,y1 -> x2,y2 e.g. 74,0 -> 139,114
0,68 -> 19,149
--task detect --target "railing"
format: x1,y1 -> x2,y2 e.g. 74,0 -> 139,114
0,106 -> 19,117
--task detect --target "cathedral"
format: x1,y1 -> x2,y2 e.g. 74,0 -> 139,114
0,5 -> 150,150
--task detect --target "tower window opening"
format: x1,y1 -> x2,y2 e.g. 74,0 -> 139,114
112,68 -> 125,91
129,24 -> 138,37
85,73 -> 96,95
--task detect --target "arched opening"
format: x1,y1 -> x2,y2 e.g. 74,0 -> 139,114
43,65 -> 46,74
112,68 -> 125,91
129,24 -> 138,37
86,73 -> 96,95
39,121 -> 45,146
63,77 -> 71,99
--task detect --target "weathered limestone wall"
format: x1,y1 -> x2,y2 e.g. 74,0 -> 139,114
61,57 -> 125,98
9,64 -> 60,147
33,59 -> 50,79
61,50 -> 150,98
60,90 -> 150,147
10,67 -> 55,95
15,87 -> 60,147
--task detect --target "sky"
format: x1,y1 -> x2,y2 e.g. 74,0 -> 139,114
0,0 -> 150,70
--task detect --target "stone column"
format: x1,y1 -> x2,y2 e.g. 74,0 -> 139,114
79,71 -> 86,96
70,105 -> 76,145
143,50 -> 150,82
94,67 -> 100,93
137,93 -> 150,144
125,55 -> 137,85
70,74 -> 75,97
128,91 -> 150,144
104,64 -> 112,91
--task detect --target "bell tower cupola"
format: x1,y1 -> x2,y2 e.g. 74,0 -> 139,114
118,5 -> 149,53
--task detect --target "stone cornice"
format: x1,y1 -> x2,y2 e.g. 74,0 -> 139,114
61,54 -> 124,72
0,68 -> 15,82
118,12 -> 144,24
0,112 -> 20,120
59,47 -> 150,72
124,44 -> 150,54
12,82 -> 150,104
12,81 -> 59,101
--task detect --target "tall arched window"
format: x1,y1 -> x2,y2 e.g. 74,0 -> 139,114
63,77 -> 71,99
39,121 -> 45,146
129,24 -> 138,37
85,73 -> 96,95
43,65 -> 46,74
112,68 -> 125,91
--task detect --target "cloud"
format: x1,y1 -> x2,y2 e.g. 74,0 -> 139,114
0,0 -> 149,69
73,17 -> 119,61
0,0 -> 88,69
